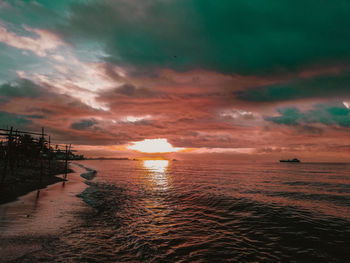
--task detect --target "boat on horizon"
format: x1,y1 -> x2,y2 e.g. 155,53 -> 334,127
280,158 -> 300,163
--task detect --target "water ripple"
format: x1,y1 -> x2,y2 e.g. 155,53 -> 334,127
15,160 -> 350,262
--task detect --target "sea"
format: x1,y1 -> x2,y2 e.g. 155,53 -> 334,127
1,159 -> 350,262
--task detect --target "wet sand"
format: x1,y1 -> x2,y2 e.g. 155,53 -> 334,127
0,163 -> 93,262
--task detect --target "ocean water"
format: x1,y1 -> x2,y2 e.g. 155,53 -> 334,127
14,160 -> 350,262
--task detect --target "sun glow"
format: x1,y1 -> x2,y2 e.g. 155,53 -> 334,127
127,138 -> 183,153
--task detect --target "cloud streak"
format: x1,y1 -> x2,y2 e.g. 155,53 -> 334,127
0,23 -> 63,57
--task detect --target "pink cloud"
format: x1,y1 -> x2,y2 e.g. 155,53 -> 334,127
1,45 -> 349,161
0,23 -> 63,57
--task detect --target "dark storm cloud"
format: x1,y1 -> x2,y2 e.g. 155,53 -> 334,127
113,84 -> 156,97
0,79 -> 42,99
115,84 -> 137,96
25,115 -> 44,119
70,119 -> 98,130
265,103 -> 350,127
0,111 -> 32,128
236,72 -> 350,102
58,0 -> 350,74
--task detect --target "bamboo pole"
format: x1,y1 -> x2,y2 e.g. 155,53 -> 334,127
9,127 -> 14,177
48,136 -> 51,171
64,144 -> 68,179
14,129 -> 18,169
0,128 -> 47,136
0,127 -> 12,187
0,126 -> 79,189
39,127 -> 44,186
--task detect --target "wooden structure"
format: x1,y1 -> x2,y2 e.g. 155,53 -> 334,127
0,126 -> 75,188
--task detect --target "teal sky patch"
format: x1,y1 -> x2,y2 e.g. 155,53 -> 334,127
0,44 -> 53,83
265,103 -> 350,127
0,79 -> 42,98
0,111 -> 32,129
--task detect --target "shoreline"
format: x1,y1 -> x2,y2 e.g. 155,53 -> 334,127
0,162 -> 96,262
0,161 -> 74,205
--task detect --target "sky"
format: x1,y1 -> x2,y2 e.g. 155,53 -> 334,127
0,0 -> 350,161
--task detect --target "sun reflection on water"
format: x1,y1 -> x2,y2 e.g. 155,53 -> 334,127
138,159 -> 173,236
143,160 -> 169,173
142,160 -> 169,189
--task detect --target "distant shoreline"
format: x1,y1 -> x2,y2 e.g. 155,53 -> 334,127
84,157 -> 130,160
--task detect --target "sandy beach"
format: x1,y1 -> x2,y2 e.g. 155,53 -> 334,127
0,163 -> 94,262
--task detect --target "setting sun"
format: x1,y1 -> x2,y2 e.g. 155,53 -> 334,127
127,139 -> 183,153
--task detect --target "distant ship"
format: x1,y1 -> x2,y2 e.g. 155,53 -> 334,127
280,158 -> 300,163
